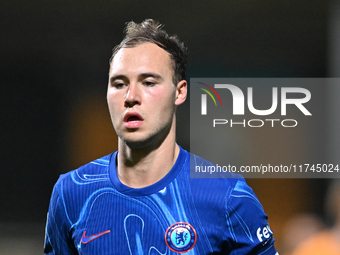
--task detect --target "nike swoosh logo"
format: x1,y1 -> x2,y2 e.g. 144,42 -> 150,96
81,230 -> 111,244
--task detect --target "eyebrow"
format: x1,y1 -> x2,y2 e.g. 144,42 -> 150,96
109,74 -> 127,84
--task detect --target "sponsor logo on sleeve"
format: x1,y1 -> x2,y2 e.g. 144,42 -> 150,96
256,225 -> 273,242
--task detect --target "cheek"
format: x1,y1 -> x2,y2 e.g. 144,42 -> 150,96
151,96 -> 176,120
147,87 -> 176,107
107,94 -> 122,118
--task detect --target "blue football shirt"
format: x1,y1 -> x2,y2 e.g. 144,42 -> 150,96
44,147 -> 277,254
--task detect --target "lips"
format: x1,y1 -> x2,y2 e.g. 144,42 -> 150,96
123,112 -> 144,128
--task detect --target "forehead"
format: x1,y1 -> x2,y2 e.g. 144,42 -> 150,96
109,42 -> 173,78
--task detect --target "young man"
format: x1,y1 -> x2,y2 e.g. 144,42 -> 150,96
44,19 -> 278,254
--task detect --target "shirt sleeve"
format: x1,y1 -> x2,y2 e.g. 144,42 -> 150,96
44,178 -> 77,255
225,179 -> 278,255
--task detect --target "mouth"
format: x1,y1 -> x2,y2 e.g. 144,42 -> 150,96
123,112 -> 144,128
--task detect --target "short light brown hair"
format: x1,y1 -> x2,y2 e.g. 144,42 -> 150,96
110,19 -> 187,84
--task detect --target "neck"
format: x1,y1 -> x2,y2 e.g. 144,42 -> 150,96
116,123 -> 180,188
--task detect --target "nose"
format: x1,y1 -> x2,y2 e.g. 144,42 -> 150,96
125,82 -> 141,107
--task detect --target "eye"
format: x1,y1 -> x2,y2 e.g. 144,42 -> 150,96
112,81 -> 126,89
143,80 -> 156,87
115,83 -> 125,88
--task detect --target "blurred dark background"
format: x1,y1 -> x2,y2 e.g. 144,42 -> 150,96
1,0 -> 339,253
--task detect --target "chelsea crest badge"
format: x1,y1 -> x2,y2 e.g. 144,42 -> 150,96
165,222 -> 197,253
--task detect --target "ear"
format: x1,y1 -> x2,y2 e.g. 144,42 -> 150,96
175,80 -> 187,106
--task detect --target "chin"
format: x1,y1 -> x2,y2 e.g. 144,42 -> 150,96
123,140 -> 148,149
119,134 -> 154,149
117,124 -> 173,150
119,132 -> 168,150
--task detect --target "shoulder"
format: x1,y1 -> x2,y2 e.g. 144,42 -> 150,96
52,153 -> 114,201
187,151 -> 244,192
56,154 -> 113,184
185,150 -> 250,213
188,151 -> 266,217
49,153 -> 115,224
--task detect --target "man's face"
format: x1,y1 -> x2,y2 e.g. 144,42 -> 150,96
107,42 -> 185,148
